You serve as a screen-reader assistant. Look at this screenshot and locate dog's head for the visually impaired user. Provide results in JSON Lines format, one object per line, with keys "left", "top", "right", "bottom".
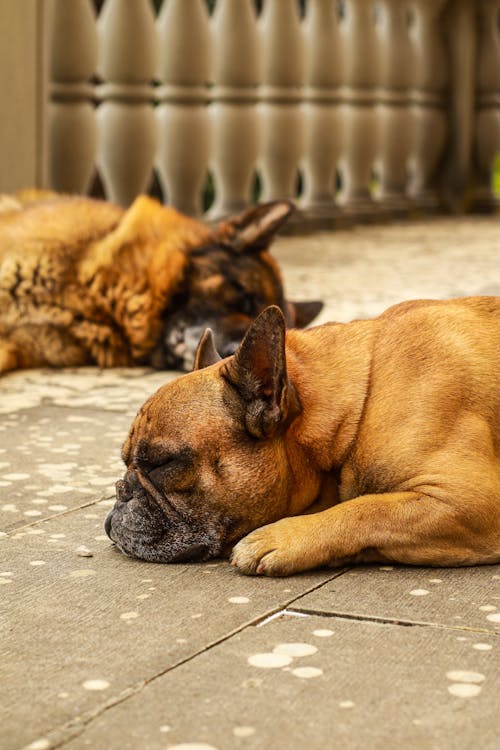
{"left": 106, "top": 306, "right": 319, "bottom": 563}
{"left": 149, "top": 201, "right": 322, "bottom": 370}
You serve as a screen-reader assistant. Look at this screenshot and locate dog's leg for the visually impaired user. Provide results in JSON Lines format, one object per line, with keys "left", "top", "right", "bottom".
{"left": 0, "top": 340, "right": 22, "bottom": 374}
{"left": 231, "top": 490, "right": 500, "bottom": 576}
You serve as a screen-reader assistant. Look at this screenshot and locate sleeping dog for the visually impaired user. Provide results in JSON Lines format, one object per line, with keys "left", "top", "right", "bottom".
{"left": 107, "top": 297, "right": 500, "bottom": 574}
{"left": 0, "top": 191, "right": 321, "bottom": 373}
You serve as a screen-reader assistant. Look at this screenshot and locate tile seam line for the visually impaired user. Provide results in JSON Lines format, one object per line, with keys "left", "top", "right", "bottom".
{"left": 18, "top": 571, "right": 346, "bottom": 750}
{"left": 2, "top": 495, "right": 117, "bottom": 536}
{"left": 287, "top": 606, "right": 500, "bottom": 635}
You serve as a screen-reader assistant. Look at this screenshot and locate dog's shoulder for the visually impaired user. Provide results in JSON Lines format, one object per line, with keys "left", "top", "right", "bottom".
{"left": 82, "top": 196, "right": 212, "bottom": 275}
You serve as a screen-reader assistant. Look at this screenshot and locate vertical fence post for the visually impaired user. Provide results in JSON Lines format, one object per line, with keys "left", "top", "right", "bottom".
{"left": 472, "top": 0, "right": 500, "bottom": 210}
{"left": 96, "top": 0, "right": 158, "bottom": 206}
{"left": 301, "top": 0, "right": 344, "bottom": 218}
{"left": 49, "top": 0, "right": 98, "bottom": 194}
{"left": 443, "top": 0, "right": 477, "bottom": 210}
{"left": 156, "top": 0, "right": 211, "bottom": 216}
{"left": 407, "top": 0, "right": 448, "bottom": 210}
{"left": 209, "top": 0, "right": 261, "bottom": 217}
{"left": 259, "top": 0, "right": 305, "bottom": 202}
{"left": 376, "top": 0, "right": 415, "bottom": 212}
{"left": 339, "top": 0, "right": 381, "bottom": 216}
{"left": 0, "top": 0, "right": 50, "bottom": 192}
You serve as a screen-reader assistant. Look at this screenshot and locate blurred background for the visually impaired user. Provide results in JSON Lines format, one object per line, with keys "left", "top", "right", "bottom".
{"left": 0, "top": 0, "right": 499, "bottom": 224}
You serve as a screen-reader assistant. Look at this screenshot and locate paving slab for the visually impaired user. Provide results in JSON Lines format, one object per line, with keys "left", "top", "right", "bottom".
{"left": 0, "top": 504, "right": 341, "bottom": 749}
{"left": 0, "top": 368, "right": 171, "bottom": 416}
{"left": 0, "top": 405, "right": 129, "bottom": 530}
{"left": 57, "top": 612, "right": 499, "bottom": 750}
{"left": 274, "top": 216, "right": 500, "bottom": 326}
{"left": 0, "top": 370, "right": 174, "bottom": 531}
{"left": 293, "top": 565, "right": 500, "bottom": 634}
{"left": 0, "top": 218, "right": 499, "bottom": 750}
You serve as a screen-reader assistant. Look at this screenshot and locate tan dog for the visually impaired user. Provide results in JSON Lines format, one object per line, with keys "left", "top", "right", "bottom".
{"left": 0, "top": 191, "right": 320, "bottom": 374}
{"left": 106, "top": 297, "right": 500, "bottom": 574}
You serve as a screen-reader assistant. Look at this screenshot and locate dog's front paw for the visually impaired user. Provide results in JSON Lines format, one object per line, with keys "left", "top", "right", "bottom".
{"left": 231, "top": 517, "right": 324, "bottom": 577}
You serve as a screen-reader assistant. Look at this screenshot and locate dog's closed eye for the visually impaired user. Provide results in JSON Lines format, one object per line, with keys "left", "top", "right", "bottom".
{"left": 133, "top": 440, "right": 194, "bottom": 473}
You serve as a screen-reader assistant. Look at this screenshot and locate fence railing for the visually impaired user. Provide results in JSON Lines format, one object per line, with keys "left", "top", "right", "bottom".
{"left": 11, "top": 0, "right": 500, "bottom": 220}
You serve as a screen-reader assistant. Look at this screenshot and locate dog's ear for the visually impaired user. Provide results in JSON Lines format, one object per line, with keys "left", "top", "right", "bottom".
{"left": 288, "top": 300, "right": 323, "bottom": 328}
{"left": 220, "top": 201, "right": 295, "bottom": 253}
{"left": 193, "top": 329, "right": 222, "bottom": 371}
{"left": 221, "top": 306, "right": 292, "bottom": 438}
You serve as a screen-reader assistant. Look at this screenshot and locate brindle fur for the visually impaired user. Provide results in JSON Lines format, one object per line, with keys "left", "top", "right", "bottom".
{"left": 0, "top": 191, "right": 321, "bottom": 373}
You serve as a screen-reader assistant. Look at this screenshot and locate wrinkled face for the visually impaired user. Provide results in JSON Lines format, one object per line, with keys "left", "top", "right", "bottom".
{"left": 105, "top": 367, "right": 292, "bottom": 563}
{"left": 150, "top": 246, "right": 291, "bottom": 371}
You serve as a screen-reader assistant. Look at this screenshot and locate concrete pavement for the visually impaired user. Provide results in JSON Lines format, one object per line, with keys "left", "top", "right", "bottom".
{"left": 1, "top": 216, "right": 499, "bottom": 750}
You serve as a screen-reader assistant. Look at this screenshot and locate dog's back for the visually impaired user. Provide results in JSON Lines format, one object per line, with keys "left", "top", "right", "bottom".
{"left": 375, "top": 296, "right": 500, "bottom": 419}
{"left": 0, "top": 193, "right": 123, "bottom": 264}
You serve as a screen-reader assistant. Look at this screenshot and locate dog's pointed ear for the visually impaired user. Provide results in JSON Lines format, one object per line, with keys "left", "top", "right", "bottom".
{"left": 193, "top": 329, "right": 222, "bottom": 371}
{"left": 219, "top": 201, "right": 295, "bottom": 253}
{"left": 288, "top": 300, "right": 324, "bottom": 328}
{"left": 221, "top": 306, "right": 291, "bottom": 438}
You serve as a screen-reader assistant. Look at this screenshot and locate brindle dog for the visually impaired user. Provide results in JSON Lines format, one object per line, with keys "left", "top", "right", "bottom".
{"left": 0, "top": 191, "right": 321, "bottom": 373}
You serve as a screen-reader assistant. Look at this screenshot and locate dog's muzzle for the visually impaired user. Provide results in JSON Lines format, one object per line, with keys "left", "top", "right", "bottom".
{"left": 104, "top": 468, "right": 226, "bottom": 563}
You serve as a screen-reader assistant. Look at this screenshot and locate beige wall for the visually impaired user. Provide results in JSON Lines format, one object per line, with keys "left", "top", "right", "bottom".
{"left": 0, "top": 0, "right": 49, "bottom": 192}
